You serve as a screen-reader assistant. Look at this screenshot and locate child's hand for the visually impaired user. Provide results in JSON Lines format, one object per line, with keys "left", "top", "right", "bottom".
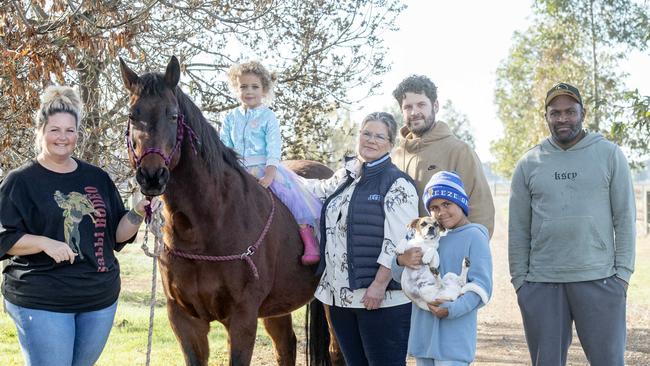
{"left": 259, "top": 175, "right": 274, "bottom": 188}
{"left": 398, "top": 247, "right": 423, "bottom": 269}
{"left": 427, "top": 299, "right": 449, "bottom": 318}
{"left": 259, "top": 165, "right": 277, "bottom": 188}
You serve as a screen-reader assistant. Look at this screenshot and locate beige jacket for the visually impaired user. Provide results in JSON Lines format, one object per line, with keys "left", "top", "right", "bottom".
{"left": 392, "top": 121, "right": 495, "bottom": 237}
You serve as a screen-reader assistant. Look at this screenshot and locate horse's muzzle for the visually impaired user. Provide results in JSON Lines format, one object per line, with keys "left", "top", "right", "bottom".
{"left": 136, "top": 166, "right": 169, "bottom": 196}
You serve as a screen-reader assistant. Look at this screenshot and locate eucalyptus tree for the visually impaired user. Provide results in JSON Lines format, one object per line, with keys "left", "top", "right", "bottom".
{"left": 491, "top": 0, "right": 649, "bottom": 177}
{"left": 440, "top": 100, "right": 475, "bottom": 149}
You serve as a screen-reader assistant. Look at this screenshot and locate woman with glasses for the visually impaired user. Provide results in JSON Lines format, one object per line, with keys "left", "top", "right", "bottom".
{"left": 304, "top": 111, "right": 418, "bottom": 365}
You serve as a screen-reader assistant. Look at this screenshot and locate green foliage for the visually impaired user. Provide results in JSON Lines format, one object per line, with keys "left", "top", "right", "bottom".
{"left": 491, "top": 0, "right": 650, "bottom": 178}
{"left": 322, "top": 108, "right": 357, "bottom": 167}
{"left": 440, "top": 100, "right": 476, "bottom": 149}
{"left": 0, "top": 245, "right": 308, "bottom": 365}
{"left": 536, "top": 0, "right": 649, "bottom": 51}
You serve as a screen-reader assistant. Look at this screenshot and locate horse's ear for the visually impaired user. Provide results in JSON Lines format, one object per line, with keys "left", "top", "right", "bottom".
{"left": 119, "top": 57, "right": 140, "bottom": 93}
{"left": 165, "top": 56, "right": 180, "bottom": 89}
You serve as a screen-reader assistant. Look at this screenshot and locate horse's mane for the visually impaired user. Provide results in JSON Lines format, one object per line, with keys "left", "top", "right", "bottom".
{"left": 135, "top": 73, "right": 247, "bottom": 181}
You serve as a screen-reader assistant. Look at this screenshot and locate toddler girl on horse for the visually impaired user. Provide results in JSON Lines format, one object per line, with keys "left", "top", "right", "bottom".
{"left": 220, "top": 60, "right": 321, "bottom": 265}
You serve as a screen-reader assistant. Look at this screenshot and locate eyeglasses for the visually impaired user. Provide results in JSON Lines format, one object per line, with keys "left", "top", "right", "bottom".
{"left": 359, "top": 130, "right": 389, "bottom": 143}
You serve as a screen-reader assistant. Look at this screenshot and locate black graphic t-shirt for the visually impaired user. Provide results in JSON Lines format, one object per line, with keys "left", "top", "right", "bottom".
{"left": 0, "top": 159, "right": 132, "bottom": 312}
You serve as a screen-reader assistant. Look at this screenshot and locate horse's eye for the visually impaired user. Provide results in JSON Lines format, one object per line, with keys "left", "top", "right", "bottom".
{"left": 170, "top": 114, "right": 178, "bottom": 121}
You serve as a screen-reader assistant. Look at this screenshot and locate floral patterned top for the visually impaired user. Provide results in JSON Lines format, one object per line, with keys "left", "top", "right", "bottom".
{"left": 304, "top": 159, "right": 418, "bottom": 308}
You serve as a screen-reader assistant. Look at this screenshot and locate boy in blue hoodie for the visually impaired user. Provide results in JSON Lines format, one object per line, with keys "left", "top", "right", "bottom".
{"left": 392, "top": 171, "right": 493, "bottom": 366}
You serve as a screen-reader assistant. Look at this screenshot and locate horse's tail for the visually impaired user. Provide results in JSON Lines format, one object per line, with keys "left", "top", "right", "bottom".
{"left": 306, "top": 299, "right": 331, "bottom": 366}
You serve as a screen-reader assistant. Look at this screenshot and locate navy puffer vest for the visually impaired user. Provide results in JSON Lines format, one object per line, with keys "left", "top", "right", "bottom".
{"left": 317, "top": 154, "right": 415, "bottom": 290}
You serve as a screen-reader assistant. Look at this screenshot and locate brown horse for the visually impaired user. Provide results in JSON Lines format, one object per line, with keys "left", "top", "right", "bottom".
{"left": 119, "top": 56, "right": 339, "bottom": 366}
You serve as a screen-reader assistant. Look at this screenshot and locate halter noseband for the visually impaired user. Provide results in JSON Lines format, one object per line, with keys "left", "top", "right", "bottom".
{"left": 126, "top": 114, "right": 199, "bottom": 167}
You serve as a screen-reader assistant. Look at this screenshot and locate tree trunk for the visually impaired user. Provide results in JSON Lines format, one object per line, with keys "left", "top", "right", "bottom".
{"left": 589, "top": 0, "right": 600, "bottom": 130}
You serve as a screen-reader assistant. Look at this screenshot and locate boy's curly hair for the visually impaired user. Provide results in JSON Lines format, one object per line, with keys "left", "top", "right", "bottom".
{"left": 227, "top": 61, "right": 277, "bottom": 102}
{"left": 392, "top": 75, "right": 438, "bottom": 107}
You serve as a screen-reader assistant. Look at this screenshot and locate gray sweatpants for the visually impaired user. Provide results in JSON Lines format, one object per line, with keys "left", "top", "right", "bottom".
{"left": 516, "top": 275, "right": 627, "bottom": 366}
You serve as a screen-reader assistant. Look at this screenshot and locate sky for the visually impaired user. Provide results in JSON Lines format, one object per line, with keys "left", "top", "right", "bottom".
{"left": 349, "top": 0, "right": 650, "bottom": 162}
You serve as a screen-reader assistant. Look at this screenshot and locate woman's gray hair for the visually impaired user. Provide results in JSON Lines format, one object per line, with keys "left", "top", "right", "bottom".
{"left": 361, "top": 112, "right": 398, "bottom": 144}
{"left": 34, "top": 85, "right": 83, "bottom": 152}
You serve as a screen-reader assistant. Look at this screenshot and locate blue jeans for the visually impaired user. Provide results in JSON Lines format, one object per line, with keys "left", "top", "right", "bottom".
{"left": 4, "top": 299, "right": 118, "bottom": 366}
{"left": 329, "top": 303, "right": 411, "bottom": 366}
{"left": 416, "top": 359, "right": 469, "bottom": 366}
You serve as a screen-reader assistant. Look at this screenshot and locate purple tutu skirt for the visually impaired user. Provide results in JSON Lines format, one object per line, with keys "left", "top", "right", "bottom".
{"left": 247, "top": 164, "right": 322, "bottom": 226}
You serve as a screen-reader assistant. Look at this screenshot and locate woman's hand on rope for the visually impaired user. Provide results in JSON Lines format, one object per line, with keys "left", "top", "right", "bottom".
{"left": 131, "top": 196, "right": 161, "bottom": 221}
{"left": 135, "top": 196, "right": 161, "bottom": 217}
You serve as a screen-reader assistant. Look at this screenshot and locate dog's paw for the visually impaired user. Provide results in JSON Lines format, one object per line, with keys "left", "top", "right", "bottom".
{"left": 463, "top": 256, "right": 471, "bottom": 267}
{"left": 422, "top": 250, "right": 433, "bottom": 264}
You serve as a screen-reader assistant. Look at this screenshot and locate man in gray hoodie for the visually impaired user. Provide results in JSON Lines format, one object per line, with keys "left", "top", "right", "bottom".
{"left": 508, "top": 82, "right": 635, "bottom": 366}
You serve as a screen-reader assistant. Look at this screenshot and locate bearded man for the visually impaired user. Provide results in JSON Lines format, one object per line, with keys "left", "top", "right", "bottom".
{"left": 508, "top": 82, "right": 635, "bottom": 366}
{"left": 392, "top": 75, "right": 494, "bottom": 237}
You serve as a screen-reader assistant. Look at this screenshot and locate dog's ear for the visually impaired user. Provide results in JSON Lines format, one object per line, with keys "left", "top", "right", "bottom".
{"left": 434, "top": 220, "right": 447, "bottom": 233}
{"left": 408, "top": 218, "right": 420, "bottom": 230}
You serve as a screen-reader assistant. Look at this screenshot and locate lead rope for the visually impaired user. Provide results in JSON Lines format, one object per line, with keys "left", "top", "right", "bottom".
{"left": 140, "top": 200, "right": 164, "bottom": 366}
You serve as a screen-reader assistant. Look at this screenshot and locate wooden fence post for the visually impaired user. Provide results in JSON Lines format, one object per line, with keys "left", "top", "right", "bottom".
{"left": 641, "top": 184, "right": 650, "bottom": 235}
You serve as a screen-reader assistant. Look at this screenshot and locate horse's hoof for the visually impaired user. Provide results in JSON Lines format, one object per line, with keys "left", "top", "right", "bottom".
{"left": 301, "top": 254, "right": 320, "bottom": 265}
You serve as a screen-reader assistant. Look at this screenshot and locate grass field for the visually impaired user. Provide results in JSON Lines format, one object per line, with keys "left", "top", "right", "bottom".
{"left": 1, "top": 194, "right": 649, "bottom": 365}
{"left": 0, "top": 244, "right": 306, "bottom": 366}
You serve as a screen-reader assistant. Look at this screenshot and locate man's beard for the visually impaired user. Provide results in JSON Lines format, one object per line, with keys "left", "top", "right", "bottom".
{"left": 550, "top": 118, "right": 584, "bottom": 145}
{"left": 408, "top": 113, "right": 436, "bottom": 136}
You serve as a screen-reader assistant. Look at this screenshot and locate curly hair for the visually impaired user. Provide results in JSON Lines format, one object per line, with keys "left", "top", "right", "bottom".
{"left": 227, "top": 61, "right": 277, "bottom": 102}
{"left": 392, "top": 75, "right": 438, "bottom": 107}
{"left": 34, "top": 85, "right": 83, "bottom": 152}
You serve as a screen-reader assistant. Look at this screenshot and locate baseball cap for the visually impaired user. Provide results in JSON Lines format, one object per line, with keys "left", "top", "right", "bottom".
{"left": 545, "top": 82, "right": 583, "bottom": 108}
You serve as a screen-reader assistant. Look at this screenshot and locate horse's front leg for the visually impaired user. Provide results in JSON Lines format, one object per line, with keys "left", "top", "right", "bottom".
{"left": 167, "top": 299, "right": 211, "bottom": 366}
{"left": 224, "top": 308, "right": 258, "bottom": 366}
{"left": 324, "top": 305, "right": 346, "bottom": 366}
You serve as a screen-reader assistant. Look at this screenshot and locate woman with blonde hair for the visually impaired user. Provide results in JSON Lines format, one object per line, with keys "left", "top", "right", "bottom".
{"left": 0, "top": 85, "right": 149, "bottom": 366}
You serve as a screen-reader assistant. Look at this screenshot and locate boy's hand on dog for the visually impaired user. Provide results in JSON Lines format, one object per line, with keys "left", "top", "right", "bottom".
{"left": 427, "top": 299, "right": 449, "bottom": 318}
{"left": 398, "top": 247, "right": 423, "bottom": 269}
